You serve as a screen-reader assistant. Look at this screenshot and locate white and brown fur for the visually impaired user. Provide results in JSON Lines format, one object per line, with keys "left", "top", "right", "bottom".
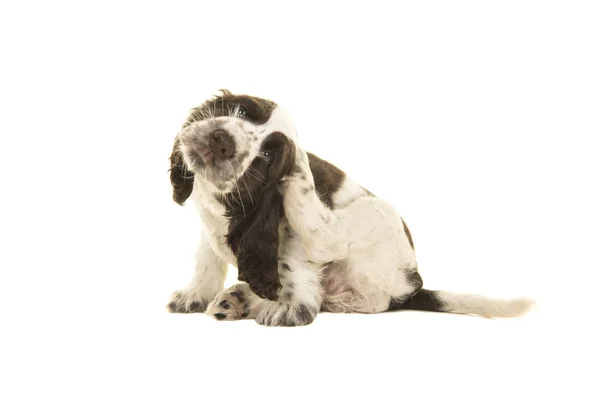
{"left": 167, "top": 90, "right": 533, "bottom": 327}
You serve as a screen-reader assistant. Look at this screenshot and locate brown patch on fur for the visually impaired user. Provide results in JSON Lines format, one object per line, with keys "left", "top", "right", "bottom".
{"left": 169, "top": 137, "right": 194, "bottom": 205}
{"left": 307, "top": 153, "right": 346, "bottom": 208}
{"left": 401, "top": 218, "right": 414, "bottom": 249}
{"left": 184, "top": 89, "right": 276, "bottom": 127}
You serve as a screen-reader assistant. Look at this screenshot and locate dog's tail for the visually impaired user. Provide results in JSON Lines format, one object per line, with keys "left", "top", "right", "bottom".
{"left": 389, "top": 289, "right": 534, "bottom": 318}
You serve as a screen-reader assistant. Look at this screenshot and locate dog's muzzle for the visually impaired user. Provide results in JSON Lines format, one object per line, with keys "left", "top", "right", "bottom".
{"left": 202, "top": 129, "right": 235, "bottom": 164}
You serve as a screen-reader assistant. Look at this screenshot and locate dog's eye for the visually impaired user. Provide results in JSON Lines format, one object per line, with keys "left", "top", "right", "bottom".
{"left": 259, "top": 150, "right": 274, "bottom": 164}
{"left": 237, "top": 106, "right": 247, "bottom": 117}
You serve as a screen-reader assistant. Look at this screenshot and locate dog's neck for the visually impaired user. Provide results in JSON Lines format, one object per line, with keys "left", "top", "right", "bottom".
{"left": 191, "top": 175, "right": 228, "bottom": 218}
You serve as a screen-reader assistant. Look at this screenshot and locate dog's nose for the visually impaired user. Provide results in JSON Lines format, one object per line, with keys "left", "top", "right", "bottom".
{"left": 210, "top": 130, "right": 235, "bottom": 159}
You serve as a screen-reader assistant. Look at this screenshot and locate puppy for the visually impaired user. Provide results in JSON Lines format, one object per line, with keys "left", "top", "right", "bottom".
{"left": 167, "top": 90, "right": 533, "bottom": 326}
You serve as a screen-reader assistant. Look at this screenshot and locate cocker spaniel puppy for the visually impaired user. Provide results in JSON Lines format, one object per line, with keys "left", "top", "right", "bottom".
{"left": 167, "top": 90, "right": 532, "bottom": 327}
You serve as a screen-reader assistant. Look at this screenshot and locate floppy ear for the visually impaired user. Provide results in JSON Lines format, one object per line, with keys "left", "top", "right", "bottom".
{"left": 169, "top": 137, "right": 194, "bottom": 205}
{"left": 227, "top": 186, "right": 285, "bottom": 300}
{"left": 225, "top": 133, "right": 296, "bottom": 300}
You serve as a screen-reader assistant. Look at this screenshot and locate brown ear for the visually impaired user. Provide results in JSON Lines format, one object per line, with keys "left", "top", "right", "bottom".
{"left": 227, "top": 185, "right": 285, "bottom": 300}
{"left": 224, "top": 133, "right": 297, "bottom": 300}
{"left": 169, "top": 137, "right": 194, "bottom": 205}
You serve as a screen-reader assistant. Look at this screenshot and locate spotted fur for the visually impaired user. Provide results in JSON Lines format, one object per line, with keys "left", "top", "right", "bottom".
{"left": 167, "top": 90, "right": 533, "bottom": 326}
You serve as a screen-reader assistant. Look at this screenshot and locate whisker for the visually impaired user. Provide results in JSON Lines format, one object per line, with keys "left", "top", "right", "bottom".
{"left": 245, "top": 170, "right": 266, "bottom": 184}
{"left": 230, "top": 190, "right": 241, "bottom": 205}
{"left": 224, "top": 193, "right": 233, "bottom": 211}
{"left": 248, "top": 166, "right": 265, "bottom": 179}
{"left": 242, "top": 177, "right": 254, "bottom": 207}
{"left": 236, "top": 185, "right": 246, "bottom": 217}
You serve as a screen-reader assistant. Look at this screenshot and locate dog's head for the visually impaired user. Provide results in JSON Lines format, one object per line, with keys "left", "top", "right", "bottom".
{"left": 169, "top": 90, "right": 298, "bottom": 299}
{"left": 170, "top": 89, "right": 297, "bottom": 203}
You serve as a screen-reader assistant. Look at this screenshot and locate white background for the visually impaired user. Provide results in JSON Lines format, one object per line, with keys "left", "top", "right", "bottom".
{"left": 1, "top": 1, "right": 598, "bottom": 399}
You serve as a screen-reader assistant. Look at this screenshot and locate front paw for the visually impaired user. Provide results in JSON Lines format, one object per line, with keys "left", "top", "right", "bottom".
{"left": 206, "top": 284, "right": 255, "bottom": 321}
{"left": 256, "top": 303, "right": 318, "bottom": 327}
{"left": 238, "top": 270, "right": 281, "bottom": 301}
{"left": 166, "top": 289, "right": 210, "bottom": 313}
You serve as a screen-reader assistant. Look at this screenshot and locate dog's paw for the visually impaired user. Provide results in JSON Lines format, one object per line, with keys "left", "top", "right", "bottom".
{"left": 166, "top": 289, "right": 210, "bottom": 313}
{"left": 255, "top": 302, "right": 318, "bottom": 327}
{"left": 206, "top": 284, "right": 256, "bottom": 321}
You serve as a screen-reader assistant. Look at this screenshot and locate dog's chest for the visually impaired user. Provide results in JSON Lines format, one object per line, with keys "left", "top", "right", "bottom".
{"left": 202, "top": 209, "right": 238, "bottom": 265}
{"left": 193, "top": 190, "right": 238, "bottom": 266}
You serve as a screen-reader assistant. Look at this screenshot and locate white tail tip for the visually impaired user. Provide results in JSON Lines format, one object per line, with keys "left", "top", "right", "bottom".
{"left": 439, "top": 292, "right": 536, "bottom": 318}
